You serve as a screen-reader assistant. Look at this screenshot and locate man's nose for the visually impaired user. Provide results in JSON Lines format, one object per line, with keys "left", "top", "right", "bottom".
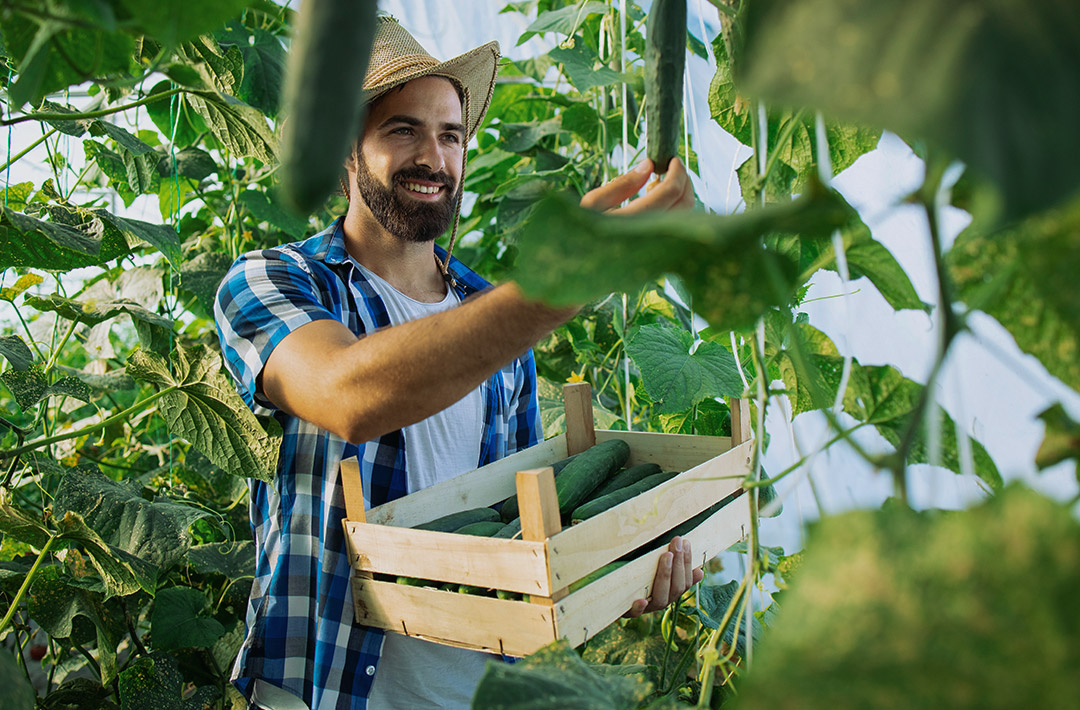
{"left": 413, "top": 134, "right": 445, "bottom": 172}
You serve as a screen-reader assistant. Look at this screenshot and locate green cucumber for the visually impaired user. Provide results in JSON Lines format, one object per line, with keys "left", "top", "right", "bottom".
{"left": 555, "top": 439, "right": 631, "bottom": 516}
{"left": 494, "top": 517, "right": 522, "bottom": 539}
{"left": 571, "top": 470, "right": 680, "bottom": 523}
{"left": 568, "top": 562, "right": 627, "bottom": 594}
{"left": 414, "top": 507, "right": 500, "bottom": 532}
{"left": 500, "top": 453, "right": 580, "bottom": 522}
{"left": 395, "top": 576, "right": 430, "bottom": 587}
{"left": 590, "top": 463, "right": 664, "bottom": 500}
{"left": 496, "top": 589, "right": 523, "bottom": 601}
{"left": 453, "top": 520, "right": 506, "bottom": 537}
{"left": 279, "top": 0, "right": 377, "bottom": 212}
{"left": 645, "top": 0, "right": 687, "bottom": 174}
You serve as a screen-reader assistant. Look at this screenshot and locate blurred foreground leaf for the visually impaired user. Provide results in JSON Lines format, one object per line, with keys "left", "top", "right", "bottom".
{"left": 735, "top": 485, "right": 1080, "bottom": 708}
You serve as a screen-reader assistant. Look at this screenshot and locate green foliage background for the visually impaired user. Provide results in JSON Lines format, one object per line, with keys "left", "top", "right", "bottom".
{"left": 0, "top": 1, "right": 1077, "bottom": 708}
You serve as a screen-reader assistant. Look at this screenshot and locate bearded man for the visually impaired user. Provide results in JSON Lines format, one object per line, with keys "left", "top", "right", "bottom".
{"left": 215, "top": 16, "right": 698, "bottom": 710}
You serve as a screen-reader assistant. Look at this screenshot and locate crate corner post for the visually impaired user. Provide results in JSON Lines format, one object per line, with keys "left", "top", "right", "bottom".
{"left": 728, "top": 397, "right": 751, "bottom": 446}
{"left": 563, "top": 381, "right": 596, "bottom": 456}
{"left": 340, "top": 456, "right": 366, "bottom": 523}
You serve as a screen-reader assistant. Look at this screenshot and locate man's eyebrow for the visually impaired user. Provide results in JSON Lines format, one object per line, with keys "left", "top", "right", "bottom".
{"left": 380, "top": 115, "right": 465, "bottom": 135}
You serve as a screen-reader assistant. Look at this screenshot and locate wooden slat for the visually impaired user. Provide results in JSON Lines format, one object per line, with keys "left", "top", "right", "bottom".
{"left": 555, "top": 496, "right": 751, "bottom": 648}
{"left": 365, "top": 434, "right": 568, "bottom": 527}
{"left": 344, "top": 523, "right": 549, "bottom": 595}
{"left": 594, "top": 430, "right": 731, "bottom": 471}
{"left": 729, "top": 398, "right": 752, "bottom": 445}
{"left": 352, "top": 578, "right": 557, "bottom": 657}
{"left": 517, "top": 468, "right": 561, "bottom": 543}
{"left": 563, "top": 382, "right": 596, "bottom": 456}
{"left": 548, "top": 440, "right": 753, "bottom": 589}
{"left": 339, "top": 457, "right": 366, "bottom": 523}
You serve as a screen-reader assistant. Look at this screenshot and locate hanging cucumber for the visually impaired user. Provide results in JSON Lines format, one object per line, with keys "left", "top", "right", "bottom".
{"left": 279, "top": 0, "right": 377, "bottom": 213}
{"left": 645, "top": 0, "right": 687, "bottom": 175}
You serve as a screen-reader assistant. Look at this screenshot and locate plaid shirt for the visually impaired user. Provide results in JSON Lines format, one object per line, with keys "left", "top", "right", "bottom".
{"left": 214, "top": 218, "right": 540, "bottom": 709}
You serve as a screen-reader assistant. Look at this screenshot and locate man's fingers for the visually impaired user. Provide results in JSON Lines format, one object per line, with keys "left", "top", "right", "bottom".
{"left": 617, "top": 158, "right": 692, "bottom": 215}
{"left": 622, "top": 598, "right": 649, "bottom": 619}
{"left": 669, "top": 539, "right": 687, "bottom": 601}
{"left": 580, "top": 159, "right": 653, "bottom": 211}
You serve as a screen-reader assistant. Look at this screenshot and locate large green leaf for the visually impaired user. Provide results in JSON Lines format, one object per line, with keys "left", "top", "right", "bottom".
{"left": 126, "top": 344, "right": 282, "bottom": 481}
{"left": 735, "top": 486, "right": 1080, "bottom": 708}
{"left": 738, "top": 0, "right": 1080, "bottom": 221}
{"left": 0, "top": 7, "right": 135, "bottom": 108}
{"left": 472, "top": 639, "right": 653, "bottom": 709}
{"left": 549, "top": 44, "right": 626, "bottom": 93}
{"left": 240, "top": 190, "right": 309, "bottom": 239}
{"left": 27, "top": 566, "right": 122, "bottom": 663}
{"left": 118, "top": 0, "right": 251, "bottom": 47}
{"left": 513, "top": 183, "right": 853, "bottom": 331}
{"left": 118, "top": 653, "right": 218, "bottom": 710}
{"left": 150, "top": 586, "right": 226, "bottom": 650}
{"left": 216, "top": 21, "right": 287, "bottom": 116}
{"left": 517, "top": 2, "right": 609, "bottom": 45}
{"left": 0, "top": 366, "right": 91, "bottom": 409}
{"left": 0, "top": 651, "right": 35, "bottom": 710}
{"left": 0, "top": 492, "right": 53, "bottom": 549}
{"left": 53, "top": 510, "right": 157, "bottom": 597}
{"left": 186, "top": 541, "right": 255, "bottom": 578}
{"left": 627, "top": 324, "right": 743, "bottom": 413}
{"left": 186, "top": 90, "right": 277, "bottom": 164}
{"left": 947, "top": 194, "right": 1080, "bottom": 392}
{"left": 0, "top": 335, "right": 34, "bottom": 371}
{"left": 0, "top": 206, "right": 104, "bottom": 271}
{"left": 179, "top": 251, "right": 234, "bottom": 314}
{"left": 24, "top": 294, "right": 173, "bottom": 354}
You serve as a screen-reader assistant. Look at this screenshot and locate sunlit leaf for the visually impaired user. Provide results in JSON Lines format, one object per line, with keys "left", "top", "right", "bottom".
{"left": 0, "top": 206, "right": 105, "bottom": 271}
{"left": 627, "top": 324, "right": 743, "bottom": 413}
{"left": 738, "top": 0, "right": 1080, "bottom": 220}
{"left": 186, "top": 90, "right": 278, "bottom": 164}
{"left": 736, "top": 486, "right": 1080, "bottom": 708}
{"left": 216, "top": 21, "right": 287, "bottom": 116}
{"left": 948, "top": 194, "right": 1080, "bottom": 392}
{"left": 126, "top": 344, "right": 282, "bottom": 481}
{"left": 150, "top": 586, "right": 226, "bottom": 650}
{"left": 24, "top": 294, "right": 173, "bottom": 354}
{"left": 550, "top": 44, "right": 626, "bottom": 92}
{"left": 517, "top": 2, "right": 609, "bottom": 45}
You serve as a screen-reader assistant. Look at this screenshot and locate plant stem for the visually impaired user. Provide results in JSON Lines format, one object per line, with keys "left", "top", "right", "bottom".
{"left": 0, "top": 534, "right": 57, "bottom": 636}
{"left": 0, "top": 128, "right": 59, "bottom": 173}
{"left": 43, "top": 318, "right": 79, "bottom": 375}
{"left": 0, "top": 88, "right": 186, "bottom": 127}
{"left": 753, "top": 109, "right": 806, "bottom": 195}
{"left": 0, "top": 385, "right": 178, "bottom": 459}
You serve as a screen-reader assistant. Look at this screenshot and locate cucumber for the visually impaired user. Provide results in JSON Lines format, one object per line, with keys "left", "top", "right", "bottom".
{"left": 568, "top": 561, "right": 627, "bottom": 594}
{"left": 555, "top": 439, "right": 631, "bottom": 516}
{"left": 500, "top": 453, "right": 580, "bottom": 522}
{"left": 645, "top": 0, "right": 687, "bottom": 174}
{"left": 453, "top": 520, "right": 506, "bottom": 537}
{"left": 571, "top": 470, "right": 680, "bottom": 523}
{"left": 590, "top": 463, "right": 664, "bottom": 500}
{"left": 395, "top": 576, "right": 431, "bottom": 587}
{"left": 494, "top": 517, "right": 522, "bottom": 539}
{"left": 414, "top": 507, "right": 500, "bottom": 532}
{"left": 496, "top": 589, "right": 523, "bottom": 601}
{"left": 279, "top": 0, "right": 377, "bottom": 212}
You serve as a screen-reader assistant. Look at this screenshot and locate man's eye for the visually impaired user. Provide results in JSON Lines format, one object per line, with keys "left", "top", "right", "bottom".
{"left": 393, "top": 127, "right": 413, "bottom": 135}
{"left": 443, "top": 134, "right": 461, "bottom": 144}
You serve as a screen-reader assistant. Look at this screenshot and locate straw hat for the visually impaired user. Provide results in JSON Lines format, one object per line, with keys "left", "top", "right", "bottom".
{"left": 362, "top": 15, "right": 500, "bottom": 141}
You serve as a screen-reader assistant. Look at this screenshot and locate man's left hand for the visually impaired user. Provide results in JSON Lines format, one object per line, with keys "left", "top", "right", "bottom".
{"left": 624, "top": 536, "right": 704, "bottom": 617}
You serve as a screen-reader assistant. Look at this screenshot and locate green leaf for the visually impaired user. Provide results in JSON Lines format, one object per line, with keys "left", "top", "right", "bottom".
{"left": 119, "top": 0, "right": 251, "bottom": 47}
{"left": 627, "top": 325, "right": 743, "bottom": 414}
{"left": 0, "top": 334, "right": 34, "bottom": 370}
{"left": 179, "top": 251, "right": 234, "bottom": 314}
{"left": 39, "top": 100, "right": 95, "bottom": 137}
{"left": 0, "top": 272, "right": 44, "bottom": 302}
{"left": 1034, "top": 404, "right": 1080, "bottom": 485}
{"left": 513, "top": 184, "right": 852, "bottom": 331}
{"left": 216, "top": 22, "right": 287, "bottom": 116}
{"left": 53, "top": 472, "right": 211, "bottom": 596}
{"left": 127, "top": 344, "right": 282, "bottom": 482}
{"left": 27, "top": 566, "right": 115, "bottom": 641}
{"left": 499, "top": 118, "right": 564, "bottom": 153}
{"left": 24, "top": 294, "right": 173, "bottom": 354}
{"left": 240, "top": 190, "right": 309, "bottom": 239}
{"left": 145, "top": 80, "right": 209, "bottom": 148}
{"left": 186, "top": 541, "right": 255, "bottom": 578}
{"left": 53, "top": 510, "right": 157, "bottom": 598}
{"left": 517, "top": 2, "right": 609, "bottom": 45}
{"left": 186, "top": 90, "right": 278, "bottom": 164}
{"left": 1, "top": 365, "right": 47, "bottom": 409}
{"left": 947, "top": 194, "right": 1080, "bottom": 392}
{"left": 549, "top": 44, "right": 626, "bottom": 92}
{"left": 0, "top": 493, "right": 53, "bottom": 549}
{"left": 0, "top": 205, "right": 105, "bottom": 271}
{"left": 155, "top": 147, "right": 217, "bottom": 181}
{"left": 738, "top": 0, "right": 1080, "bottom": 221}
{"left": 0, "top": 651, "right": 35, "bottom": 710}
{"left": 178, "top": 35, "right": 245, "bottom": 94}
{"left": 580, "top": 620, "right": 668, "bottom": 689}
{"left": 118, "top": 653, "right": 218, "bottom": 710}
{"left": 56, "top": 365, "right": 136, "bottom": 393}
{"left": 150, "top": 586, "right": 226, "bottom": 650}
{"left": 473, "top": 639, "right": 653, "bottom": 709}
{"left": 736, "top": 486, "right": 1080, "bottom": 708}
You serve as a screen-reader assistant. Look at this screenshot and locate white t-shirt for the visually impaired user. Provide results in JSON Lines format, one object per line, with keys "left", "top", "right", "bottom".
{"left": 355, "top": 261, "right": 495, "bottom": 710}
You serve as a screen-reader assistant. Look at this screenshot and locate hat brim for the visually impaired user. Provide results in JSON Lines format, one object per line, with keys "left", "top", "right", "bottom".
{"left": 361, "top": 41, "right": 500, "bottom": 141}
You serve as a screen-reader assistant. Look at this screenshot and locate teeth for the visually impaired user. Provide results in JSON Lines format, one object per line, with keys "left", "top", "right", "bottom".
{"left": 403, "top": 182, "right": 441, "bottom": 194}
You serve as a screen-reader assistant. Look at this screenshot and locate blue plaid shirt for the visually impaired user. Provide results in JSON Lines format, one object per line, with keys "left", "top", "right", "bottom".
{"left": 214, "top": 218, "right": 540, "bottom": 709}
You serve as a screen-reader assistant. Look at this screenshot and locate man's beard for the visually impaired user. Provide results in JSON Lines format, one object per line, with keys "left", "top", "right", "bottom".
{"left": 355, "top": 155, "right": 458, "bottom": 243}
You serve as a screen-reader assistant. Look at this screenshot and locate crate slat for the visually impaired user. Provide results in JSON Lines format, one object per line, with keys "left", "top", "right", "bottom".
{"left": 344, "top": 523, "right": 549, "bottom": 594}
{"left": 595, "top": 430, "right": 732, "bottom": 471}
{"left": 352, "top": 578, "right": 557, "bottom": 657}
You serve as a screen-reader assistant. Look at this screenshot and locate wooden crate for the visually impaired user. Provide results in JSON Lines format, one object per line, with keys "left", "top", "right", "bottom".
{"left": 341, "top": 383, "right": 754, "bottom": 657}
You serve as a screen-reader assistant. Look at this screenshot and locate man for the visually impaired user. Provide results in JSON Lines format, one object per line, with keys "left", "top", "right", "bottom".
{"left": 215, "top": 17, "right": 699, "bottom": 710}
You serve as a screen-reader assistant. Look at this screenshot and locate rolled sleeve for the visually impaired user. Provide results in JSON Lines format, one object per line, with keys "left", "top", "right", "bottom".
{"left": 214, "top": 249, "right": 340, "bottom": 411}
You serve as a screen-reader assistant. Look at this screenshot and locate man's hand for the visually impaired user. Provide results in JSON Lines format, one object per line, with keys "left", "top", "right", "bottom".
{"left": 580, "top": 157, "right": 695, "bottom": 214}
{"left": 624, "top": 536, "right": 705, "bottom": 617}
